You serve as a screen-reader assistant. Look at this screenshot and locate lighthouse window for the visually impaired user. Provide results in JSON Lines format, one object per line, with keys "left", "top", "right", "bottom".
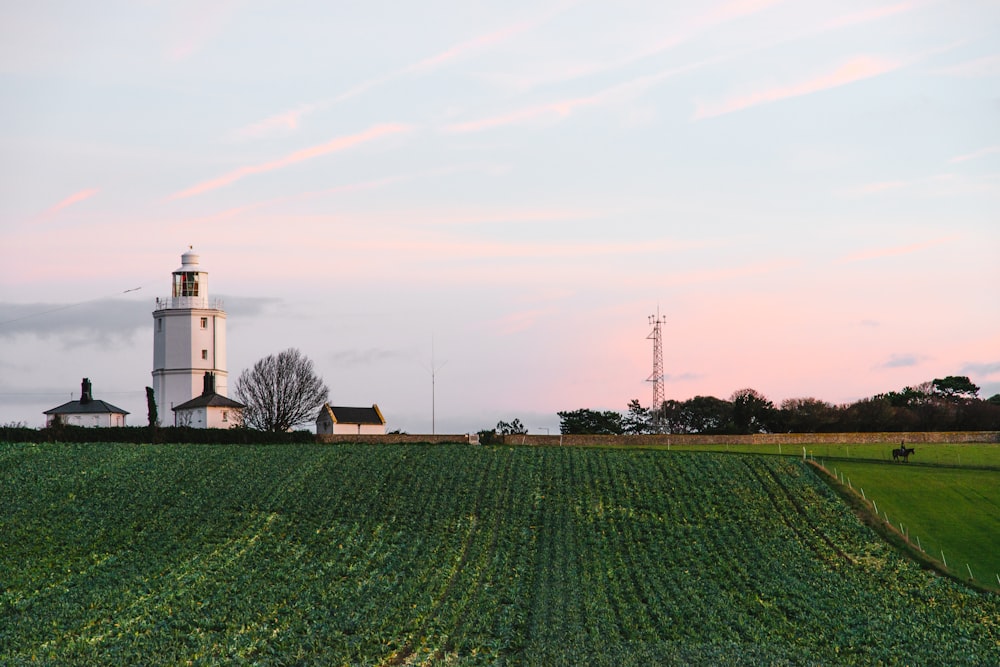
{"left": 157, "top": 318, "right": 163, "bottom": 332}
{"left": 173, "top": 272, "right": 200, "bottom": 297}
{"left": 200, "top": 317, "right": 208, "bottom": 329}
{"left": 201, "top": 349, "right": 208, "bottom": 360}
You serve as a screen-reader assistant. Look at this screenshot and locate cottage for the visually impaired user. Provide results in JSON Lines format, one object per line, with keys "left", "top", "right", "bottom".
{"left": 172, "top": 372, "right": 245, "bottom": 428}
{"left": 316, "top": 403, "right": 386, "bottom": 435}
{"left": 44, "top": 378, "right": 129, "bottom": 427}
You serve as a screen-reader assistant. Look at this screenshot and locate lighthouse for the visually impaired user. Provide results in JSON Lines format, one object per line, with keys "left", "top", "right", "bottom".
{"left": 151, "top": 248, "right": 228, "bottom": 422}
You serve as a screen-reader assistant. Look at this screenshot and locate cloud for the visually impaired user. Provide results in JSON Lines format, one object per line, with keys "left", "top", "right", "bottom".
{"left": 38, "top": 188, "right": 99, "bottom": 219}
{"left": 821, "top": 2, "right": 917, "bottom": 31}
{"left": 168, "top": 123, "right": 412, "bottom": 199}
{"left": 848, "top": 180, "right": 908, "bottom": 195}
{"left": 230, "top": 105, "right": 320, "bottom": 141}
{"left": 931, "top": 53, "right": 1000, "bottom": 78}
{"left": 694, "top": 56, "right": 904, "bottom": 119}
{"left": 960, "top": 361, "right": 1000, "bottom": 377}
{"left": 948, "top": 145, "right": 1000, "bottom": 164}
{"left": 447, "top": 57, "right": 719, "bottom": 133}
{"left": 836, "top": 236, "right": 957, "bottom": 264}
{"left": 879, "top": 353, "right": 923, "bottom": 369}
{"left": 0, "top": 299, "right": 146, "bottom": 344}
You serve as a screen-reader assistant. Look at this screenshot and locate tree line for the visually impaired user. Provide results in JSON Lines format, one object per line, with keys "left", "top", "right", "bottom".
{"left": 555, "top": 376, "right": 1000, "bottom": 435}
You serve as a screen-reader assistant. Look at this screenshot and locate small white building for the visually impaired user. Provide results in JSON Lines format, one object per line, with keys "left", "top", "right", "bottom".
{"left": 44, "top": 378, "right": 128, "bottom": 427}
{"left": 316, "top": 403, "right": 386, "bottom": 435}
{"left": 172, "top": 372, "right": 244, "bottom": 428}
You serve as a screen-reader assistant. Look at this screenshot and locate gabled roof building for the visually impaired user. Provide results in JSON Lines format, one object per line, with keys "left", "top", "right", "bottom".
{"left": 316, "top": 403, "right": 386, "bottom": 435}
{"left": 44, "top": 378, "right": 129, "bottom": 427}
{"left": 172, "top": 372, "right": 244, "bottom": 429}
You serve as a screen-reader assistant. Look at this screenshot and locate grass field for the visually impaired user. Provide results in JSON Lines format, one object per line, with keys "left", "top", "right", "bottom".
{"left": 2, "top": 442, "right": 998, "bottom": 665}
{"left": 659, "top": 441, "right": 1000, "bottom": 468}
{"left": 821, "top": 460, "right": 1000, "bottom": 588}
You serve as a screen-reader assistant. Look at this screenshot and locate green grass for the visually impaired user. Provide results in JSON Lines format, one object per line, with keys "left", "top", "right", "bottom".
{"left": 823, "top": 460, "right": 1000, "bottom": 587}
{"left": 1, "top": 442, "right": 998, "bottom": 665}
{"left": 660, "top": 442, "right": 1000, "bottom": 468}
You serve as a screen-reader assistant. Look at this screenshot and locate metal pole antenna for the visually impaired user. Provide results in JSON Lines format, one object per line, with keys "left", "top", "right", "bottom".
{"left": 647, "top": 310, "right": 666, "bottom": 430}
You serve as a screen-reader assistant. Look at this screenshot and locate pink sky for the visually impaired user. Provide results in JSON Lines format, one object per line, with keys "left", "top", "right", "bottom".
{"left": 1, "top": 1, "right": 998, "bottom": 432}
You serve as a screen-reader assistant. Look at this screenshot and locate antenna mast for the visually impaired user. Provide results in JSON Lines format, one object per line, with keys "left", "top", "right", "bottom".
{"left": 647, "top": 310, "right": 666, "bottom": 430}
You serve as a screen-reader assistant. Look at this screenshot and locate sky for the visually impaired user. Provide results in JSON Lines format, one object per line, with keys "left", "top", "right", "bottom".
{"left": 1, "top": 0, "right": 998, "bottom": 434}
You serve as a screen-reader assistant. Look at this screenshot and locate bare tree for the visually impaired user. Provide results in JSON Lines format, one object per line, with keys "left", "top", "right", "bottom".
{"left": 235, "top": 348, "right": 330, "bottom": 432}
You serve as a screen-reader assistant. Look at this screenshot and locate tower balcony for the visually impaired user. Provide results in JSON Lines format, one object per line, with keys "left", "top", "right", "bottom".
{"left": 155, "top": 296, "right": 225, "bottom": 311}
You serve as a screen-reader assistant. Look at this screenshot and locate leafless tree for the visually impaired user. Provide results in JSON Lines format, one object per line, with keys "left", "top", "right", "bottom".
{"left": 234, "top": 348, "right": 329, "bottom": 432}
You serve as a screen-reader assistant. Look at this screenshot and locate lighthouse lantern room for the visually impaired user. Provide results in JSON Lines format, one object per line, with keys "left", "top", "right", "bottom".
{"left": 152, "top": 248, "right": 228, "bottom": 421}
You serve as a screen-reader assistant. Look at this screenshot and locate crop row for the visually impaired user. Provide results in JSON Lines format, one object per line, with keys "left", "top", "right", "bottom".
{"left": 1, "top": 442, "right": 998, "bottom": 665}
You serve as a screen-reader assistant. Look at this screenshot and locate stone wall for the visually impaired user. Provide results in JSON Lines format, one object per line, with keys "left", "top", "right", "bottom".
{"left": 314, "top": 431, "right": 999, "bottom": 446}
{"left": 497, "top": 431, "right": 1000, "bottom": 447}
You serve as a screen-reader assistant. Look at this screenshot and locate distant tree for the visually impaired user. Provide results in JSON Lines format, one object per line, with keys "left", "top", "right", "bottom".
{"left": 235, "top": 348, "right": 329, "bottom": 432}
{"left": 660, "top": 396, "right": 733, "bottom": 434}
{"left": 779, "top": 397, "right": 838, "bottom": 433}
{"left": 495, "top": 418, "right": 527, "bottom": 435}
{"left": 557, "top": 409, "right": 623, "bottom": 435}
{"left": 622, "top": 399, "right": 653, "bottom": 434}
{"left": 145, "top": 386, "right": 159, "bottom": 428}
{"left": 730, "top": 388, "right": 776, "bottom": 434}
{"left": 931, "top": 376, "right": 980, "bottom": 400}
{"left": 988, "top": 394, "right": 1000, "bottom": 406}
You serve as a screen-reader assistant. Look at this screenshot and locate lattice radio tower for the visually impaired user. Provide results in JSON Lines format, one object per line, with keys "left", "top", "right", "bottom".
{"left": 646, "top": 310, "right": 666, "bottom": 429}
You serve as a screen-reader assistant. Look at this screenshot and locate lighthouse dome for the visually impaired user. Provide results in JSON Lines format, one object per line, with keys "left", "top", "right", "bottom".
{"left": 176, "top": 247, "right": 201, "bottom": 273}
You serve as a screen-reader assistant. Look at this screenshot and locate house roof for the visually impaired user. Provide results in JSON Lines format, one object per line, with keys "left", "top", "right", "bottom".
{"left": 172, "top": 393, "right": 245, "bottom": 411}
{"left": 317, "top": 403, "right": 385, "bottom": 425}
{"left": 45, "top": 399, "right": 129, "bottom": 416}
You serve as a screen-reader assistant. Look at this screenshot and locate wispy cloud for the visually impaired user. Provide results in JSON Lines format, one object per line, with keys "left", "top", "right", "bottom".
{"left": 960, "top": 361, "right": 1000, "bottom": 377}
{"left": 848, "top": 180, "right": 908, "bottom": 195}
{"left": 694, "top": 56, "right": 903, "bottom": 119}
{"left": 168, "top": 123, "right": 412, "bottom": 200}
{"left": 837, "top": 236, "right": 957, "bottom": 264}
{"left": 879, "top": 353, "right": 924, "bottom": 369}
{"left": 931, "top": 53, "right": 1000, "bottom": 78}
{"left": 447, "top": 57, "right": 719, "bottom": 133}
{"left": 949, "top": 145, "right": 1000, "bottom": 164}
{"left": 38, "top": 188, "right": 99, "bottom": 220}
{"left": 230, "top": 104, "right": 319, "bottom": 141}
{"left": 335, "top": 3, "right": 572, "bottom": 104}
{"left": 821, "top": 2, "right": 917, "bottom": 31}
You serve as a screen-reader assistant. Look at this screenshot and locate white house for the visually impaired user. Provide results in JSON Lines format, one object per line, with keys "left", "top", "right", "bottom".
{"left": 316, "top": 403, "right": 386, "bottom": 435}
{"left": 172, "top": 372, "right": 245, "bottom": 428}
{"left": 44, "top": 378, "right": 128, "bottom": 427}
{"left": 152, "top": 247, "right": 229, "bottom": 420}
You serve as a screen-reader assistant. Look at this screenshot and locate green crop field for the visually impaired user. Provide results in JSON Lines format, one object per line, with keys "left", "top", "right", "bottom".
{"left": 2, "top": 442, "right": 998, "bottom": 665}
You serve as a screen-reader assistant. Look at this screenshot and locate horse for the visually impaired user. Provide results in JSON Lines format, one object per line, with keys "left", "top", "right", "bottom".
{"left": 892, "top": 446, "right": 915, "bottom": 462}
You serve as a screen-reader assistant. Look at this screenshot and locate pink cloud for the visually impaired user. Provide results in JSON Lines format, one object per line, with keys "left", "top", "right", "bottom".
{"left": 821, "top": 2, "right": 916, "bottom": 31}
{"left": 694, "top": 56, "right": 904, "bottom": 119}
{"left": 836, "top": 236, "right": 958, "bottom": 264}
{"left": 168, "top": 123, "right": 412, "bottom": 200}
{"left": 38, "top": 188, "right": 99, "bottom": 219}
{"left": 447, "top": 58, "right": 718, "bottom": 133}
{"left": 949, "top": 145, "right": 1000, "bottom": 163}
{"left": 230, "top": 105, "right": 319, "bottom": 141}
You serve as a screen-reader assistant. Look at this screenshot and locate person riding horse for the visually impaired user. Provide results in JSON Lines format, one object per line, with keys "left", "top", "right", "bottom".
{"left": 892, "top": 441, "right": 915, "bottom": 462}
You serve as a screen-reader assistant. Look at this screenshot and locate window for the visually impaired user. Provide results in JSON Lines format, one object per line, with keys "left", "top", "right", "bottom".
{"left": 157, "top": 318, "right": 163, "bottom": 332}
{"left": 201, "top": 349, "right": 208, "bottom": 360}
{"left": 200, "top": 317, "right": 208, "bottom": 329}
{"left": 222, "top": 411, "right": 228, "bottom": 422}
{"left": 172, "top": 271, "right": 200, "bottom": 297}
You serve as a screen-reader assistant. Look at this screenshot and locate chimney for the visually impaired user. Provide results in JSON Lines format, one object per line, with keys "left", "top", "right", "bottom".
{"left": 202, "top": 372, "right": 216, "bottom": 396}
{"left": 80, "top": 378, "right": 93, "bottom": 404}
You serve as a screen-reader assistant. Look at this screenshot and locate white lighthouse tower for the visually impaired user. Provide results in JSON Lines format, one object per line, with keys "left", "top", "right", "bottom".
{"left": 151, "top": 247, "right": 228, "bottom": 422}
